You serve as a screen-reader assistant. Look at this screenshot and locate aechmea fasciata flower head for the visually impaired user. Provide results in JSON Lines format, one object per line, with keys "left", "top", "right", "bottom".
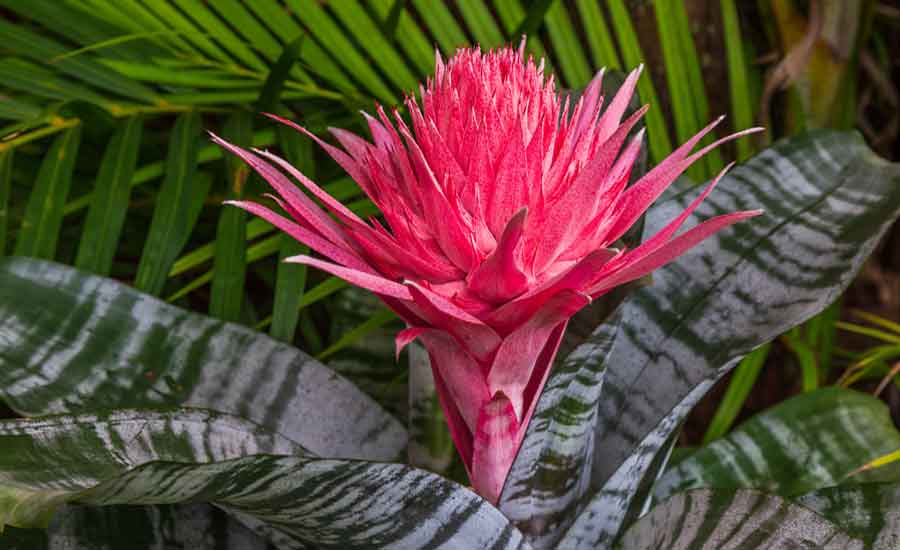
{"left": 211, "top": 41, "right": 761, "bottom": 504}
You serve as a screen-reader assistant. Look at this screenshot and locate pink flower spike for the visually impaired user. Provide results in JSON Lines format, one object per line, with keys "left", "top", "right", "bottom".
{"left": 468, "top": 208, "right": 530, "bottom": 303}
{"left": 395, "top": 327, "right": 426, "bottom": 360}
{"left": 215, "top": 41, "right": 761, "bottom": 504}
{"left": 284, "top": 254, "right": 413, "bottom": 301}
{"left": 471, "top": 392, "right": 519, "bottom": 505}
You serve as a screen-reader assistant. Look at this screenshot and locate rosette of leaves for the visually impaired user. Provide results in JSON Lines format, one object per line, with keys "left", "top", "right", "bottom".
{"left": 1, "top": 127, "right": 899, "bottom": 550}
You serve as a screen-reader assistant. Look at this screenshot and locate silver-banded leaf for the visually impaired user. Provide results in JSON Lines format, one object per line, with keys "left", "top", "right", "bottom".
{"left": 797, "top": 483, "right": 900, "bottom": 548}
{"left": 78, "top": 457, "right": 529, "bottom": 550}
{"left": 0, "top": 257, "right": 406, "bottom": 460}
{"left": 6, "top": 503, "right": 277, "bottom": 550}
{"left": 0, "top": 411, "right": 529, "bottom": 550}
{"left": 654, "top": 387, "right": 900, "bottom": 501}
{"left": 558, "top": 131, "right": 900, "bottom": 549}
{"left": 616, "top": 489, "right": 862, "bottom": 550}
{"left": 499, "top": 311, "right": 622, "bottom": 548}
{"left": 0, "top": 408, "right": 303, "bottom": 529}
{"left": 496, "top": 71, "right": 642, "bottom": 548}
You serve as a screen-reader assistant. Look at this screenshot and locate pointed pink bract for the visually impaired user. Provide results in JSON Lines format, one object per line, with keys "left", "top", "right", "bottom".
{"left": 215, "top": 43, "right": 762, "bottom": 504}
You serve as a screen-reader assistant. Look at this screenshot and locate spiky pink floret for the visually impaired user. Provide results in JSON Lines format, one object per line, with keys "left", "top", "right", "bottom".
{"left": 213, "top": 42, "right": 761, "bottom": 504}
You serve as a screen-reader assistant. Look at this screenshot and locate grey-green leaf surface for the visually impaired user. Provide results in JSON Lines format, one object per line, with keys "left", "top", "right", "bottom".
{"left": 616, "top": 489, "right": 862, "bottom": 549}
{"left": 798, "top": 483, "right": 900, "bottom": 548}
{"left": 0, "top": 257, "right": 406, "bottom": 461}
{"left": 0, "top": 410, "right": 528, "bottom": 550}
{"left": 0, "top": 408, "right": 303, "bottom": 529}
{"left": 654, "top": 388, "right": 900, "bottom": 501}
{"left": 25, "top": 504, "right": 277, "bottom": 550}
{"left": 499, "top": 311, "right": 622, "bottom": 549}
{"left": 554, "top": 131, "right": 900, "bottom": 549}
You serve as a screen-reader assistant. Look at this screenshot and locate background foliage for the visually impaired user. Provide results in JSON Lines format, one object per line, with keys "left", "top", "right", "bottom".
{"left": 1, "top": 0, "right": 900, "bottom": 548}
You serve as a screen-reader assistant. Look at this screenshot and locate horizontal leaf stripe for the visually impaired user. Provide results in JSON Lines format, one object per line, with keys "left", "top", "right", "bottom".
{"left": 616, "top": 490, "right": 862, "bottom": 548}
{"left": 0, "top": 258, "right": 406, "bottom": 461}
{"left": 556, "top": 131, "right": 900, "bottom": 548}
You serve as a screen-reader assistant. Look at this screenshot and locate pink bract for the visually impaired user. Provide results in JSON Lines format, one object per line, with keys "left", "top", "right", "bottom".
{"left": 212, "top": 42, "right": 761, "bottom": 504}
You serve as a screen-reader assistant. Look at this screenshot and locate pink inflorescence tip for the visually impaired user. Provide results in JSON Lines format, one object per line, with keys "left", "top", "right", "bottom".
{"left": 213, "top": 42, "right": 761, "bottom": 504}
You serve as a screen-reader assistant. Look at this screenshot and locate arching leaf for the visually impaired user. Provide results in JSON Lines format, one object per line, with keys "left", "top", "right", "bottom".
{"left": 654, "top": 388, "right": 900, "bottom": 501}
{"left": 798, "top": 483, "right": 900, "bottom": 548}
{"left": 552, "top": 130, "right": 900, "bottom": 549}
{"left": 0, "top": 257, "right": 407, "bottom": 461}
{"left": 0, "top": 410, "right": 528, "bottom": 550}
{"left": 616, "top": 489, "right": 862, "bottom": 550}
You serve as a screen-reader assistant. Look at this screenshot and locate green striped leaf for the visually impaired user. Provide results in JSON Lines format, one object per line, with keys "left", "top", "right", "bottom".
{"left": 325, "top": 288, "right": 405, "bottom": 414}
{"left": 559, "top": 132, "right": 900, "bottom": 548}
{"left": 616, "top": 489, "right": 862, "bottom": 549}
{"left": 134, "top": 112, "right": 201, "bottom": 296}
{"left": 4, "top": 504, "right": 277, "bottom": 550}
{"left": 0, "top": 257, "right": 406, "bottom": 461}
{"left": 0, "top": 408, "right": 303, "bottom": 529}
{"left": 494, "top": 131, "right": 900, "bottom": 549}
{"left": 798, "top": 483, "right": 900, "bottom": 548}
{"left": 0, "top": 410, "right": 527, "bottom": 550}
{"left": 500, "top": 311, "right": 623, "bottom": 549}
{"left": 655, "top": 388, "right": 900, "bottom": 502}
{"left": 74, "top": 117, "right": 143, "bottom": 276}
{"left": 14, "top": 126, "right": 82, "bottom": 260}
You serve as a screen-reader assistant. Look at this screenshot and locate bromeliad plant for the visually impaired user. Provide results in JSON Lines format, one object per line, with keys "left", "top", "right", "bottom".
{"left": 2, "top": 42, "right": 900, "bottom": 550}
{"left": 213, "top": 44, "right": 759, "bottom": 502}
